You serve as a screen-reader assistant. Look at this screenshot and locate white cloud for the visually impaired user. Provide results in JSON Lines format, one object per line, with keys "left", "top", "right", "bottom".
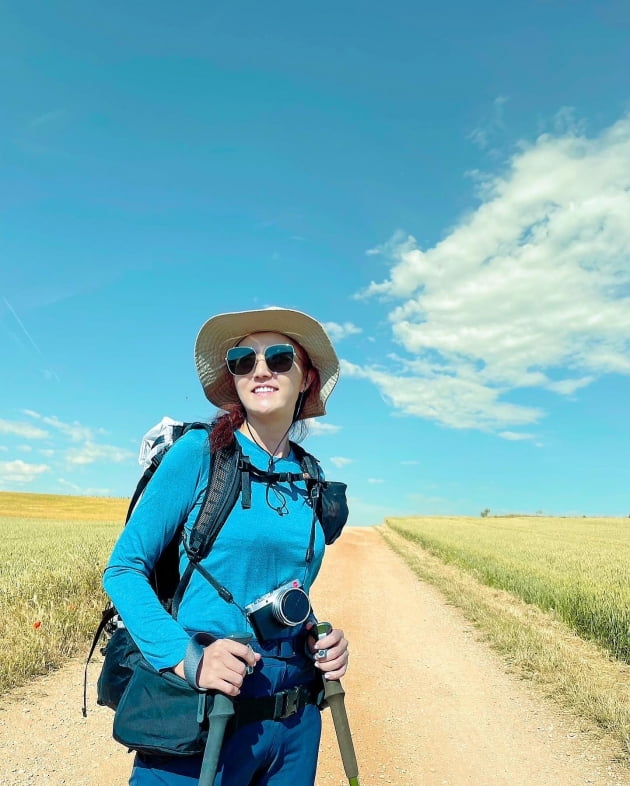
{"left": 358, "top": 113, "right": 630, "bottom": 432}
{"left": 367, "top": 478, "right": 384, "bottom": 484}
{"left": 498, "top": 431, "right": 534, "bottom": 441}
{"left": 545, "top": 376, "right": 594, "bottom": 395}
{"left": 306, "top": 420, "right": 342, "bottom": 436}
{"left": 0, "top": 460, "right": 50, "bottom": 485}
{"left": 0, "top": 418, "right": 49, "bottom": 439}
{"left": 330, "top": 456, "right": 353, "bottom": 468}
{"left": 469, "top": 95, "right": 510, "bottom": 151}
{"left": 323, "top": 321, "right": 362, "bottom": 342}
{"left": 41, "top": 414, "right": 103, "bottom": 442}
{"left": 57, "top": 478, "right": 113, "bottom": 496}
{"left": 23, "top": 410, "right": 108, "bottom": 442}
{"left": 65, "top": 442, "right": 134, "bottom": 466}
{"left": 0, "top": 411, "right": 133, "bottom": 493}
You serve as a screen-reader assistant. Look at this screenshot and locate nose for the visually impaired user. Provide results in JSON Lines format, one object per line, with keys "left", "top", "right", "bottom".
{"left": 252, "top": 355, "right": 273, "bottom": 376}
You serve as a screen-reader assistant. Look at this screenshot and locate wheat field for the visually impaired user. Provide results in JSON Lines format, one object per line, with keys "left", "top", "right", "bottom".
{"left": 0, "top": 492, "right": 126, "bottom": 695}
{"left": 385, "top": 515, "right": 630, "bottom": 662}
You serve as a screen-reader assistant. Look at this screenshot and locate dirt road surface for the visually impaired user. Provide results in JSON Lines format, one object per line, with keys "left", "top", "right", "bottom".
{"left": 1, "top": 527, "right": 629, "bottom": 785}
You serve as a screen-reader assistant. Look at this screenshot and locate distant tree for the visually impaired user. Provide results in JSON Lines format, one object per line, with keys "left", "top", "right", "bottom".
{"left": 480, "top": 508, "right": 490, "bottom": 518}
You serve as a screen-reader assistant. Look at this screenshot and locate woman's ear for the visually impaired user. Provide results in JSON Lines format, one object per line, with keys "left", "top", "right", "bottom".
{"left": 301, "top": 368, "right": 315, "bottom": 392}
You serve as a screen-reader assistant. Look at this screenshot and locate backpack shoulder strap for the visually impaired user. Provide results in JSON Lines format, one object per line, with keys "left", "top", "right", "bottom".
{"left": 290, "top": 441, "right": 349, "bottom": 546}
{"left": 290, "top": 442, "right": 321, "bottom": 481}
{"left": 170, "top": 433, "right": 244, "bottom": 618}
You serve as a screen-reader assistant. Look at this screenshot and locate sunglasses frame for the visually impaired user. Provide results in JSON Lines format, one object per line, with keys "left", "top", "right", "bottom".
{"left": 225, "top": 343, "right": 297, "bottom": 376}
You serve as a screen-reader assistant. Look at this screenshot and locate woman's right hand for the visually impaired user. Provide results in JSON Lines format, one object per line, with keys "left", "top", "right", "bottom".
{"left": 173, "top": 638, "right": 260, "bottom": 696}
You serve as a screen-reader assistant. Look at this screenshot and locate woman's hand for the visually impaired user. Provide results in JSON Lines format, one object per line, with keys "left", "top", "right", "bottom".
{"left": 173, "top": 638, "right": 260, "bottom": 696}
{"left": 307, "top": 625, "right": 349, "bottom": 680}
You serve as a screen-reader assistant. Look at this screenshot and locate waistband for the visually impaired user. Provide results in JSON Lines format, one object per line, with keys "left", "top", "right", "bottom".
{"left": 251, "top": 634, "right": 309, "bottom": 659}
{"left": 231, "top": 681, "right": 323, "bottom": 729}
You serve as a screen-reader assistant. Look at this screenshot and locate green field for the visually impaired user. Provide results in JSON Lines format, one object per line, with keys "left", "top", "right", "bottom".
{"left": 386, "top": 515, "right": 630, "bottom": 663}
{"left": 0, "top": 492, "right": 124, "bottom": 696}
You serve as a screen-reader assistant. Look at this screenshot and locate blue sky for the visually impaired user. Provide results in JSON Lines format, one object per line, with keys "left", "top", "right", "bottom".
{"left": 1, "top": 1, "right": 629, "bottom": 524}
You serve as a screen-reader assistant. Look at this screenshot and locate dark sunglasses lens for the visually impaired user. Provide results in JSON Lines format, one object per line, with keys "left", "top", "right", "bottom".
{"left": 226, "top": 344, "right": 295, "bottom": 375}
{"left": 265, "top": 345, "right": 294, "bottom": 373}
{"left": 226, "top": 347, "right": 256, "bottom": 375}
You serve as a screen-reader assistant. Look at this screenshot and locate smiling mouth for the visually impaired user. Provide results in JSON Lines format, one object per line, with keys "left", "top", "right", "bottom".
{"left": 253, "top": 386, "right": 276, "bottom": 394}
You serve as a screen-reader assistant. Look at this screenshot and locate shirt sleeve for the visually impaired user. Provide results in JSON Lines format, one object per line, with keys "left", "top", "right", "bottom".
{"left": 102, "top": 428, "right": 210, "bottom": 670}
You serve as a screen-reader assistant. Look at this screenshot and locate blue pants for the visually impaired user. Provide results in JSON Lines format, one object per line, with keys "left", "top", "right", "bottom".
{"left": 129, "top": 648, "right": 322, "bottom": 786}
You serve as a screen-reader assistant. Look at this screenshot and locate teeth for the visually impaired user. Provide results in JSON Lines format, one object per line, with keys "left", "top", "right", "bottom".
{"left": 254, "top": 386, "right": 275, "bottom": 393}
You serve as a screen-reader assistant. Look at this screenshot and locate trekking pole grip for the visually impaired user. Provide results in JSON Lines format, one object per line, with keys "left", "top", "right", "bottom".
{"left": 197, "top": 631, "right": 253, "bottom": 786}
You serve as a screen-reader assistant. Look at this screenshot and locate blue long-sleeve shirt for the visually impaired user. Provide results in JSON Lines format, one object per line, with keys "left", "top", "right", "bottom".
{"left": 103, "top": 428, "right": 325, "bottom": 671}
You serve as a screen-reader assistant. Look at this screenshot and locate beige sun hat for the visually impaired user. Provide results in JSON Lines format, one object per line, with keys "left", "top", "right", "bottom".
{"left": 194, "top": 306, "right": 340, "bottom": 419}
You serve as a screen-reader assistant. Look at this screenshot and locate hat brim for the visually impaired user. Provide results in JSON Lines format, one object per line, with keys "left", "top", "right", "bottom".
{"left": 194, "top": 307, "right": 340, "bottom": 420}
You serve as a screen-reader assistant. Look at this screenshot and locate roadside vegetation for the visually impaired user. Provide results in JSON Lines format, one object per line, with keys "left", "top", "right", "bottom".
{"left": 382, "top": 516, "right": 630, "bottom": 757}
{"left": 0, "top": 492, "right": 125, "bottom": 697}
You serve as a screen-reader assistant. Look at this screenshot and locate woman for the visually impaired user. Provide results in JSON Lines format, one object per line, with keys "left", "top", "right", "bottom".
{"left": 103, "top": 306, "right": 349, "bottom": 785}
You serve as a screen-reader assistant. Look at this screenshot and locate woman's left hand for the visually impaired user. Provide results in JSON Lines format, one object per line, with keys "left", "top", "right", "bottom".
{"left": 307, "top": 625, "right": 349, "bottom": 680}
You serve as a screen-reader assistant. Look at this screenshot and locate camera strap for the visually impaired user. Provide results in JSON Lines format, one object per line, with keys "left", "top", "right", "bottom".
{"left": 181, "top": 530, "right": 249, "bottom": 621}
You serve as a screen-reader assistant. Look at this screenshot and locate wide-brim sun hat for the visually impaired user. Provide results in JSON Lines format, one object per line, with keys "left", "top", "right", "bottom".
{"left": 194, "top": 306, "right": 340, "bottom": 420}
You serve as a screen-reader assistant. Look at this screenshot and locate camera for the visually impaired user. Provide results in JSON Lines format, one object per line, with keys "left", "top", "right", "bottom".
{"left": 245, "top": 579, "right": 311, "bottom": 642}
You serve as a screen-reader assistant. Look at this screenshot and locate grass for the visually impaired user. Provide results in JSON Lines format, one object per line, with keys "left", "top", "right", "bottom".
{"left": 382, "top": 516, "right": 630, "bottom": 758}
{"left": 384, "top": 515, "right": 630, "bottom": 662}
{"left": 0, "top": 492, "right": 124, "bottom": 697}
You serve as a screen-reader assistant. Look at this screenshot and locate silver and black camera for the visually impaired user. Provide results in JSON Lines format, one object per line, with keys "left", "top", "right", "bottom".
{"left": 245, "top": 579, "right": 311, "bottom": 641}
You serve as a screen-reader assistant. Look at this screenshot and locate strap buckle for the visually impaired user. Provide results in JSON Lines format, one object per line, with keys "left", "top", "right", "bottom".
{"left": 273, "top": 687, "right": 304, "bottom": 719}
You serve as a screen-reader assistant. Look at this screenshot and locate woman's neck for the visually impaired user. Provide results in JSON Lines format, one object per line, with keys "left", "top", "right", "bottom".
{"left": 238, "top": 417, "right": 293, "bottom": 458}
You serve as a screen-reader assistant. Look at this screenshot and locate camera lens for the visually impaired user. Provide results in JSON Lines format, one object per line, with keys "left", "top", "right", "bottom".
{"left": 272, "top": 587, "right": 311, "bottom": 626}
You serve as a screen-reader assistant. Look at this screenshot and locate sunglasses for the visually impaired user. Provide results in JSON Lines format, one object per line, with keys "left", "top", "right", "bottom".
{"left": 225, "top": 344, "right": 296, "bottom": 376}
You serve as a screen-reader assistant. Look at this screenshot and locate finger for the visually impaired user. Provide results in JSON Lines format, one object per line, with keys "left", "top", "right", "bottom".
{"left": 198, "top": 660, "right": 246, "bottom": 692}
{"left": 224, "top": 640, "right": 261, "bottom": 669}
{"left": 212, "top": 678, "right": 242, "bottom": 697}
{"left": 309, "top": 635, "right": 332, "bottom": 653}
{"left": 322, "top": 664, "right": 348, "bottom": 680}
{"left": 315, "top": 640, "right": 348, "bottom": 663}
{"left": 206, "top": 641, "right": 257, "bottom": 674}
{"left": 316, "top": 630, "right": 345, "bottom": 650}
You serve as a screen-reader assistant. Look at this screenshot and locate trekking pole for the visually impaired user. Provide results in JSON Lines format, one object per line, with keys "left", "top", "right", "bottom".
{"left": 316, "top": 622, "right": 360, "bottom": 786}
{"left": 198, "top": 632, "right": 253, "bottom": 786}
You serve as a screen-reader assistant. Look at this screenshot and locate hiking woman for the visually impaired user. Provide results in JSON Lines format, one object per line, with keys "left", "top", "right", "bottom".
{"left": 103, "top": 306, "right": 349, "bottom": 785}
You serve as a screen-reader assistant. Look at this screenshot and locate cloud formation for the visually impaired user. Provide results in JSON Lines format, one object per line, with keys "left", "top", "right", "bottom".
{"left": 0, "top": 412, "right": 135, "bottom": 491}
{"left": 330, "top": 456, "right": 353, "bottom": 468}
{"left": 323, "top": 321, "right": 362, "bottom": 342}
{"left": 358, "top": 113, "right": 630, "bottom": 434}
{"left": 0, "top": 418, "right": 49, "bottom": 439}
{"left": 0, "top": 459, "right": 50, "bottom": 485}
{"left": 307, "top": 420, "right": 342, "bottom": 436}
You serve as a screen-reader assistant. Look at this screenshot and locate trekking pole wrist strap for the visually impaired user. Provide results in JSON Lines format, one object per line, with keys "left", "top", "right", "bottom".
{"left": 183, "top": 632, "right": 216, "bottom": 690}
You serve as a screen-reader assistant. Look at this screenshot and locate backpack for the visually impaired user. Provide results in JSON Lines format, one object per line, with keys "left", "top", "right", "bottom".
{"left": 82, "top": 417, "right": 348, "bottom": 716}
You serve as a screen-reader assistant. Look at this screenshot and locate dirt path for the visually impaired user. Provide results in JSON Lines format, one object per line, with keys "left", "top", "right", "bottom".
{"left": 1, "top": 527, "right": 628, "bottom": 785}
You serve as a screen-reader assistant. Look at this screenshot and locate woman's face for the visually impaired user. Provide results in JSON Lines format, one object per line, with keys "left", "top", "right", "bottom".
{"left": 232, "top": 331, "right": 312, "bottom": 422}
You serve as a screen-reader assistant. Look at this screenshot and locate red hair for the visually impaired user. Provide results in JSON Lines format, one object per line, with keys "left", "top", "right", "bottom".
{"left": 209, "top": 338, "right": 322, "bottom": 453}
{"left": 210, "top": 403, "right": 246, "bottom": 453}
